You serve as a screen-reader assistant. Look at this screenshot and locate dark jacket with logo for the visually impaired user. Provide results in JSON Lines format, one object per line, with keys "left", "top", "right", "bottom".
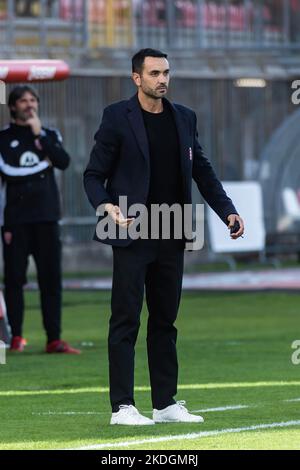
{"left": 0, "top": 123, "right": 70, "bottom": 227}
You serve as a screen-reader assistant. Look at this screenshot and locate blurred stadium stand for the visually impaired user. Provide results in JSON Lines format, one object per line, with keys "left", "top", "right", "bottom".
{"left": 1, "top": 0, "right": 300, "bottom": 270}
{"left": 0, "top": 1, "right": 300, "bottom": 57}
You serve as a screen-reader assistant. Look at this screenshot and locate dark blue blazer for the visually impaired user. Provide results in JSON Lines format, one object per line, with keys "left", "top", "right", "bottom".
{"left": 83, "top": 93, "right": 238, "bottom": 247}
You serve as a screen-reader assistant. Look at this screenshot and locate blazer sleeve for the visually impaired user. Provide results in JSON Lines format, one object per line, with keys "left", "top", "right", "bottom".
{"left": 83, "top": 106, "right": 120, "bottom": 210}
{"left": 192, "top": 112, "right": 239, "bottom": 225}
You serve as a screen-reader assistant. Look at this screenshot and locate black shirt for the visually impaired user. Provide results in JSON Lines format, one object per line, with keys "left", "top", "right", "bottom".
{"left": 141, "top": 103, "right": 184, "bottom": 239}
{"left": 0, "top": 123, "right": 70, "bottom": 227}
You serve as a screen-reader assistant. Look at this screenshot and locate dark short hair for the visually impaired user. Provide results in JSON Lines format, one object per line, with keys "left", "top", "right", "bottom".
{"left": 8, "top": 85, "right": 40, "bottom": 118}
{"left": 132, "top": 48, "right": 168, "bottom": 74}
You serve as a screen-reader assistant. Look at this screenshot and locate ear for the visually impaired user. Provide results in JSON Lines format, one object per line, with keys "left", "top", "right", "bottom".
{"left": 132, "top": 72, "right": 141, "bottom": 87}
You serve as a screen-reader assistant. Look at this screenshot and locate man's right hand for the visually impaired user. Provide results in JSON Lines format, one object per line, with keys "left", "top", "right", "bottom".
{"left": 3, "top": 232, "right": 12, "bottom": 245}
{"left": 104, "top": 203, "right": 135, "bottom": 228}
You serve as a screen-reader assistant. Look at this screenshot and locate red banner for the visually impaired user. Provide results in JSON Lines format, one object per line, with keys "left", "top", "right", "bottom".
{"left": 0, "top": 60, "right": 70, "bottom": 83}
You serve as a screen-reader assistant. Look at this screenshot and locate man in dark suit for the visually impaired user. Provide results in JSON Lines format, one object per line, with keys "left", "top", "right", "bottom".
{"left": 84, "top": 48, "right": 244, "bottom": 426}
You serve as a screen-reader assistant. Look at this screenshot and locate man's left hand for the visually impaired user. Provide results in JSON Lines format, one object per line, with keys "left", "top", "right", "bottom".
{"left": 227, "top": 214, "right": 244, "bottom": 239}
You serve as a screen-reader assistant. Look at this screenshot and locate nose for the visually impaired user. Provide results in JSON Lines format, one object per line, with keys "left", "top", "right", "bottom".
{"left": 158, "top": 79, "right": 167, "bottom": 87}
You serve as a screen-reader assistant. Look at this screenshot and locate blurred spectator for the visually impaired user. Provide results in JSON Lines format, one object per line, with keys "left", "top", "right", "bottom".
{"left": 0, "top": 85, "right": 80, "bottom": 354}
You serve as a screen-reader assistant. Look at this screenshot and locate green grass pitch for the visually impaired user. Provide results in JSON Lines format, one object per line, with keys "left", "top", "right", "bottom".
{"left": 1, "top": 290, "right": 300, "bottom": 450}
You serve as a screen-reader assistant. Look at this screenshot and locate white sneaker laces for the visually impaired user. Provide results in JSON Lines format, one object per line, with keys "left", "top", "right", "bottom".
{"left": 176, "top": 400, "right": 190, "bottom": 416}
{"left": 118, "top": 404, "right": 139, "bottom": 416}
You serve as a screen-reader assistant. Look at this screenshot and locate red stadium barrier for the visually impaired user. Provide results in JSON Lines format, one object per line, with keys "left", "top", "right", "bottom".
{"left": 0, "top": 60, "right": 70, "bottom": 83}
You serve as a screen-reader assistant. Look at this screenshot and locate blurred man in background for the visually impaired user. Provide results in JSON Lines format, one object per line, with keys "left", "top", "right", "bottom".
{"left": 0, "top": 85, "right": 80, "bottom": 354}
{"left": 0, "top": 143, "right": 50, "bottom": 346}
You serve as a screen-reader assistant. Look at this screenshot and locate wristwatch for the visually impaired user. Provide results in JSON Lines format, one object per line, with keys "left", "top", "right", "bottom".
{"left": 34, "top": 129, "right": 47, "bottom": 138}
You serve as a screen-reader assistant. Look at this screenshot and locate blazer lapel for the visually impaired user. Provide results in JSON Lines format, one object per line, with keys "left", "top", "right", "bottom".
{"left": 127, "top": 94, "right": 150, "bottom": 167}
{"left": 165, "top": 98, "right": 190, "bottom": 178}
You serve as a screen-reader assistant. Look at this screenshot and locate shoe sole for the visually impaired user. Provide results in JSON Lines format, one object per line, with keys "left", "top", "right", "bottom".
{"left": 154, "top": 418, "right": 204, "bottom": 423}
{"left": 110, "top": 422, "right": 155, "bottom": 426}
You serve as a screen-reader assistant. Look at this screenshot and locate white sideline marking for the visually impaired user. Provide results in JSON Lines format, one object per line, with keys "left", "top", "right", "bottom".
{"left": 3, "top": 380, "right": 300, "bottom": 397}
{"left": 192, "top": 405, "right": 249, "bottom": 413}
{"left": 285, "top": 398, "right": 300, "bottom": 402}
{"left": 32, "top": 404, "right": 249, "bottom": 417}
{"left": 69, "top": 420, "right": 300, "bottom": 450}
{"left": 33, "top": 411, "right": 103, "bottom": 416}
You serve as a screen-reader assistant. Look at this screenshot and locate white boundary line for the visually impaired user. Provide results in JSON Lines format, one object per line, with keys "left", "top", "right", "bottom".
{"left": 69, "top": 420, "right": 300, "bottom": 450}
{"left": 3, "top": 381, "right": 300, "bottom": 397}
{"left": 33, "top": 411, "right": 103, "bottom": 416}
{"left": 33, "top": 405, "right": 250, "bottom": 417}
{"left": 192, "top": 405, "right": 250, "bottom": 413}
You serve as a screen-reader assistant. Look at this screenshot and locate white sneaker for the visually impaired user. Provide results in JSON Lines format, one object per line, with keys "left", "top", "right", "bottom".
{"left": 153, "top": 401, "right": 204, "bottom": 423}
{"left": 110, "top": 405, "right": 155, "bottom": 425}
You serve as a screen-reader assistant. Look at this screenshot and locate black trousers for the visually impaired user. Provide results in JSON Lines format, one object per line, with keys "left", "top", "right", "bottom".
{"left": 109, "top": 238, "right": 185, "bottom": 412}
{"left": 1, "top": 222, "right": 62, "bottom": 343}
